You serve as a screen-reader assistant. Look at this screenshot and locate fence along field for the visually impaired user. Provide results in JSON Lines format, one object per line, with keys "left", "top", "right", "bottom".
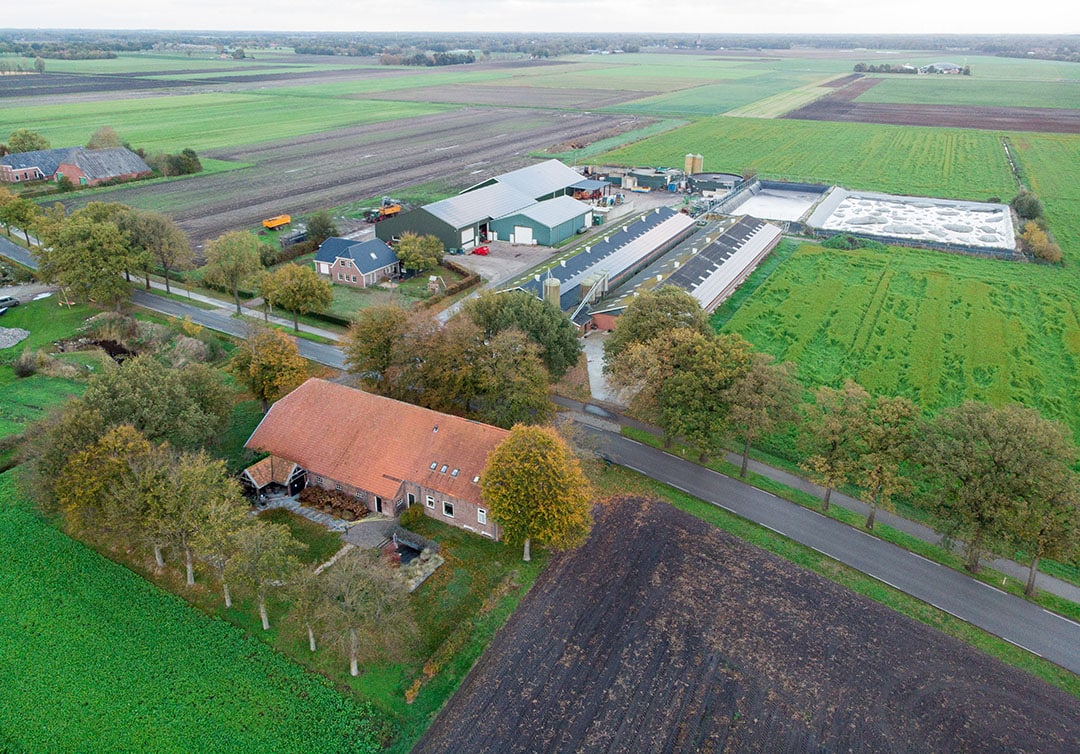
{"left": 0, "top": 472, "right": 388, "bottom": 754}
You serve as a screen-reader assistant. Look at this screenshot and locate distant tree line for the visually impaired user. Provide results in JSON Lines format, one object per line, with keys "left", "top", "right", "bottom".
{"left": 379, "top": 50, "right": 476, "bottom": 67}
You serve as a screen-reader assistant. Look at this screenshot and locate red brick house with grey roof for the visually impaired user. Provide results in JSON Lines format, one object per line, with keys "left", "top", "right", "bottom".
{"left": 244, "top": 378, "right": 508, "bottom": 539}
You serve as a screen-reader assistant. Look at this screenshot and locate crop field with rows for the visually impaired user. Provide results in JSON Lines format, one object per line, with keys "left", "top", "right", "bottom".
{"left": 718, "top": 243, "right": 1080, "bottom": 435}
{"left": 599, "top": 116, "right": 1018, "bottom": 199}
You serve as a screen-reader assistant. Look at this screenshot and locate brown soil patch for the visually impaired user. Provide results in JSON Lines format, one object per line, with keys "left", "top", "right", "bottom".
{"left": 413, "top": 498, "right": 1080, "bottom": 754}
{"left": 785, "top": 98, "right": 1080, "bottom": 134}
{"left": 821, "top": 73, "right": 864, "bottom": 88}
{"left": 826, "top": 76, "right": 884, "bottom": 101}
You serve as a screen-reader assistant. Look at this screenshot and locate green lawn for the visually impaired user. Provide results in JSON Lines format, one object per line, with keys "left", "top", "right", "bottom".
{"left": 599, "top": 116, "right": 1017, "bottom": 200}
{"left": 0, "top": 472, "right": 389, "bottom": 754}
{"left": 857, "top": 77, "right": 1080, "bottom": 109}
{"left": 257, "top": 508, "right": 345, "bottom": 566}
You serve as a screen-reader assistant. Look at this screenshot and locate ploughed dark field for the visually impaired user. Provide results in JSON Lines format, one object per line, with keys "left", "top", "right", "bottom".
{"left": 414, "top": 497, "right": 1080, "bottom": 754}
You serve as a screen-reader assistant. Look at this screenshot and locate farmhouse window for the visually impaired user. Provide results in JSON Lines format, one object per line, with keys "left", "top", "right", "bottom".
{"left": 355, "top": 491, "right": 364, "bottom": 500}
{"left": 443, "top": 501, "right": 455, "bottom": 518}
{"left": 351, "top": 276, "right": 356, "bottom": 283}
{"left": 426, "top": 495, "right": 435, "bottom": 509}
{"left": 335, "top": 483, "right": 343, "bottom": 491}
{"left": 315, "top": 476, "right": 323, "bottom": 484}
{"left": 477, "top": 508, "right": 487, "bottom": 525}
{"left": 407, "top": 492, "right": 416, "bottom": 505}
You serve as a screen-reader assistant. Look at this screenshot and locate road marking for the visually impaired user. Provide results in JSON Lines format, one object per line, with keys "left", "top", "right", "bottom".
{"left": 927, "top": 602, "right": 969, "bottom": 622}
{"left": 978, "top": 582, "right": 1006, "bottom": 596}
{"left": 1042, "top": 609, "right": 1080, "bottom": 629}
{"left": 909, "top": 552, "right": 935, "bottom": 565}
{"left": 759, "top": 523, "right": 787, "bottom": 537}
{"left": 1001, "top": 637, "right": 1043, "bottom": 658}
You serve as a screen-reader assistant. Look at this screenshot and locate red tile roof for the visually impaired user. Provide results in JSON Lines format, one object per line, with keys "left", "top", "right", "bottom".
{"left": 245, "top": 379, "right": 508, "bottom": 506}
{"left": 242, "top": 455, "right": 297, "bottom": 489}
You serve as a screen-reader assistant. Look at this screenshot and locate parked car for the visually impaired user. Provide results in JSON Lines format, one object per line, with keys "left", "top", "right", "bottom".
{"left": 471, "top": 245, "right": 490, "bottom": 256}
{"left": 0, "top": 296, "right": 19, "bottom": 309}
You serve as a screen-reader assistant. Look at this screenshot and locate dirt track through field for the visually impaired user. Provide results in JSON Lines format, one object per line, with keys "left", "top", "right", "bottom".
{"left": 413, "top": 498, "right": 1079, "bottom": 754}
{"left": 61, "top": 107, "right": 638, "bottom": 246}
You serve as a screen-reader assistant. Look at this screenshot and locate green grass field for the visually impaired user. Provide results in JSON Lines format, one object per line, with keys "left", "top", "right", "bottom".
{"left": 857, "top": 77, "right": 1080, "bottom": 109}
{"left": 0, "top": 472, "right": 388, "bottom": 754}
{"left": 0, "top": 94, "right": 450, "bottom": 152}
{"left": 717, "top": 242, "right": 1080, "bottom": 435}
{"left": 599, "top": 116, "right": 1017, "bottom": 200}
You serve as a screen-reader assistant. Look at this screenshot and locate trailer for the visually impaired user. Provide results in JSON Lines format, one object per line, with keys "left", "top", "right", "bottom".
{"left": 364, "top": 204, "right": 402, "bottom": 223}
{"left": 262, "top": 214, "right": 291, "bottom": 230}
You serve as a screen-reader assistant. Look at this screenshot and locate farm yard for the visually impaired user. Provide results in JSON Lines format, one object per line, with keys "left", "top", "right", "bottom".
{"left": 414, "top": 498, "right": 1080, "bottom": 754}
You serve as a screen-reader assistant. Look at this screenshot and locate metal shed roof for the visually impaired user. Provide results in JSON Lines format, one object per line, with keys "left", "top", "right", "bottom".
{"left": 494, "top": 159, "right": 585, "bottom": 199}
{"left": 502, "top": 195, "right": 591, "bottom": 227}
{"left": 426, "top": 183, "right": 535, "bottom": 229}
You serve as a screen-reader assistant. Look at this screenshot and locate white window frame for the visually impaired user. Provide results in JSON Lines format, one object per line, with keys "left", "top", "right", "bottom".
{"left": 425, "top": 495, "right": 435, "bottom": 509}
{"left": 442, "top": 501, "right": 455, "bottom": 518}
{"left": 477, "top": 508, "right": 487, "bottom": 525}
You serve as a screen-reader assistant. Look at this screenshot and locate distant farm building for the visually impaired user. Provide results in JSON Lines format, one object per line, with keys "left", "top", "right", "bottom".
{"left": 314, "top": 238, "right": 400, "bottom": 288}
{"left": 589, "top": 216, "right": 782, "bottom": 330}
{"left": 376, "top": 159, "right": 597, "bottom": 250}
{"left": 0, "top": 146, "right": 151, "bottom": 185}
{"left": 244, "top": 379, "right": 508, "bottom": 540}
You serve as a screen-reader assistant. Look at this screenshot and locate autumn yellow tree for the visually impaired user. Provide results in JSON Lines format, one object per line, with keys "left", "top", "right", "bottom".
{"left": 723, "top": 352, "right": 801, "bottom": 479}
{"left": 481, "top": 425, "right": 593, "bottom": 561}
{"left": 261, "top": 263, "right": 332, "bottom": 332}
{"left": 228, "top": 326, "right": 309, "bottom": 412}
{"left": 798, "top": 381, "right": 870, "bottom": 511}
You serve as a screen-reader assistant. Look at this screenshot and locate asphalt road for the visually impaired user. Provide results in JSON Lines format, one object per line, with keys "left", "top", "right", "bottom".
{"left": 583, "top": 425, "right": 1080, "bottom": 675}
{"left": 0, "top": 235, "right": 39, "bottom": 269}
{"left": 130, "top": 290, "right": 345, "bottom": 369}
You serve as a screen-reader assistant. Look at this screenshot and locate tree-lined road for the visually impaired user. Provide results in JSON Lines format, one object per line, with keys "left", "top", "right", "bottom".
{"left": 580, "top": 424, "right": 1080, "bottom": 674}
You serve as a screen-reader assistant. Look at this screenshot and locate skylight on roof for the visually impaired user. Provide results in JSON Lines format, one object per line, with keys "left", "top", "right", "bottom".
{"left": 451, "top": 469, "right": 459, "bottom": 477}
{"left": 440, "top": 464, "right": 448, "bottom": 474}
{"left": 430, "top": 462, "right": 437, "bottom": 470}
{"left": 472, "top": 476, "right": 480, "bottom": 484}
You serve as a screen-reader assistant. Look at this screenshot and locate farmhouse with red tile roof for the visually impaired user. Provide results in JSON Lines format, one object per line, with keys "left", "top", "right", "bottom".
{"left": 244, "top": 378, "right": 508, "bottom": 539}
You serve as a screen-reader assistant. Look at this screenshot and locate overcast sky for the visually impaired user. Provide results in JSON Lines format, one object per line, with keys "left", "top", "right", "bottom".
{"left": 9, "top": 1, "right": 1075, "bottom": 35}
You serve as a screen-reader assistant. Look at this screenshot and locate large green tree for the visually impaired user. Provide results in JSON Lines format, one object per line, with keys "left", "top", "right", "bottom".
{"left": 481, "top": 424, "right": 593, "bottom": 562}
{"left": 228, "top": 326, "right": 309, "bottom": 412}
{"left": 7, "top": 128, "right": 50, "bottom": 153}
{"left": 855, "top": 394, "right": 920, "bottom": 530}
{"left": 38, "top": 213, "right": 130, "bottom": 309}
{"left": 463, "top": 290, "right": 581, "bottom": 379}
{"left": 203, "top": 231, "right": 262, "bottom": 314}
{"left": 304, "top": 210, "right": 338, "bottom": 246}
{"left": 395, "top": 232, "right": 443, "bottom": 273}
{"left": 343, "top": 304, "right": 410, "bottom": 388}
{"left": 798, "top": 381, "right": 870, "bottom": 511}
{"left": 261, "top": 263, "right": 332, "bottom": 332}
{"left": 86, "top": 126, "right": 122, "bottom": 150}
{"left": 920, "top": 402, "right": 1077, "bottom": 574}
{"left": 80, "top": 355, "right": 231, "bottom": 449}
{"left": 227, "top": 520, "right": 304, "bottom": 631}
{"left": 0, "top": 195, "right": 39, "bottom": 244}
{"left": 723, "top": 352, "right": 801, "bottom": 478}
{"left": 603, "top": 285, "right": 709, "bottom": 368}
{"left": 321, "top": 548, "right": 414, "bottom": 676}
{"left": 607, "top": 328, "right": 750, "bottom": 460}
{"left": 118, "top": 208, "right": 192, "bottom": 294}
